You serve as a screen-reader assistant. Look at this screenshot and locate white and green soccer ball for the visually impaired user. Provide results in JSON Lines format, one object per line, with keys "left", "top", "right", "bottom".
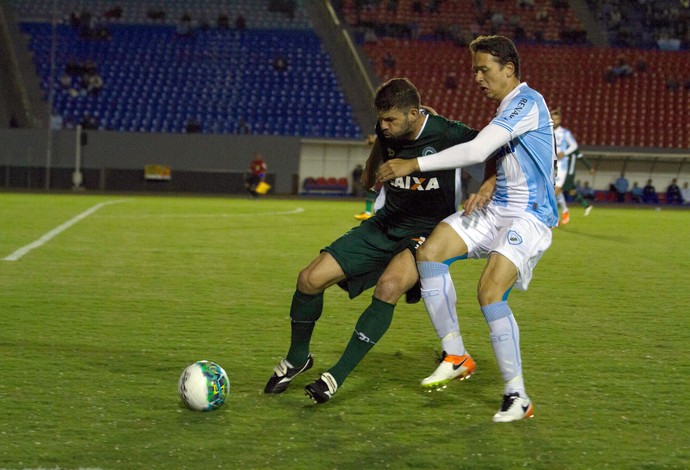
{"left": 178, "top": 360, "right": 230, "bottom": 411}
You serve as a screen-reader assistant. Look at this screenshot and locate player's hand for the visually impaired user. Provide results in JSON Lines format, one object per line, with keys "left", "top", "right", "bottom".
{"left": 377, "top": 158, "right": 419, "bottom": 182}
{"left": 463, "top": 191, "right": 491, "bottom": 215}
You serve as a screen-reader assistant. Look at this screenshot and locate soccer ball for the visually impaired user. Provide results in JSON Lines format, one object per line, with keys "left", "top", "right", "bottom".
{"left": 178, "top": 360, "right": 230, "bottom": 411}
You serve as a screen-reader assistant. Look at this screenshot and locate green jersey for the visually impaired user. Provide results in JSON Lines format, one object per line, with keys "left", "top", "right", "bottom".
{"left": 374, "top": 113, "right": 478, "bottom": 237}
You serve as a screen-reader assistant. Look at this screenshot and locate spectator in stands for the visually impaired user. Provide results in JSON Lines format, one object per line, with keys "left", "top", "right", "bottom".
{"left": 536, "top": 5, "right": 549, "bottom": 22}
{"left": 217, "top": 12, "right": 230, "bottom": 29}
{"left": 666, "top": 178, "right": 683, "bottom": 204}
{"left": 643, "top": 179, "right": 659, "bottom": 204}
{"left": 269, "top": 0, "right": 296, "bottom": 19}
{"left": 87, "top": 72, "right": 103, "bottom": 96}
{"left": 273, "top": 56, "right": 288, "bottom": 72}
{"left": 616, "top": 57, "right": 633, "bottom": 75}
{"left": 518, "top": 0, "right": 535, "bottom": 7}
{"left": 490, "top": 10, "right": 505, "bottom": 34}
{"left": 237, "top": 118, "right": 250, "bottom": 134}
{"left": 383, "top": 52, "right": 396, "bottom": 70}
{"left": 104, "top": 5, "right": 123, "bottom": 20}
{"left": 631, "top": 181, "right": 644, "bottom": 203}
{"left": 614, "top": 173, "right": 629, "bottom": 202}
{"left": 147, "top": 9, "right": 165, "bottom": 21}
{"left": 176, "top": 13, "right": 194, "bottom": 37}
{"left": 666, "top": 77, "right": 680, "bottom": 91}
{"left": 80, "top": 114, "right": 98, "bottom": 130}
{"left": 444, "top": 71, "right": 458, "bottom": 89}
{"left": 235, "top": 13, "right": 247, "bottom": 30}
{"left": 606, "top": 56, "right": 633, "bottom": 83}
{"left": 577, "top": 181, "right": 595, "bottom": 200}
{"left": 681, "top": 182, "right": 690, "bottom": 205}
{"left": 59, "top": 71, "right": 72, "bottom": 89}
{"left": 185, "top": 118, "right": 201, "bottom": 133}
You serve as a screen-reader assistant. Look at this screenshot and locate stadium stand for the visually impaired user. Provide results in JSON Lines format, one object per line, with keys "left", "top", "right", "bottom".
{"left": 362, "top": 38, "right": 689, "bottom": 148}
{"left": 338, "top": 0, "right": 587, "bottom": 44}
{"left": 10, "top": 0, "right": 363, "bottom": 138}
{"left": 593, "top": 0, "right": 690, "bottom": 50}
{"left": 5, "top": 0, "right": 690, "bottom": 149}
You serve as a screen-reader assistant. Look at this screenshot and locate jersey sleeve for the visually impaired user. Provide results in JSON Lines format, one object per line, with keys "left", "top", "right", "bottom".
{"left": 563, "top": 129, "right": 579, "bottom": 156}
{"left": 491, "top": 93, "right": 540, "bottom": 138}
{"left": 446, "top": 120, "right": 479, "bottom": 145}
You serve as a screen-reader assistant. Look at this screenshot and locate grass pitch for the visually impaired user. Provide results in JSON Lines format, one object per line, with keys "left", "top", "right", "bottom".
{"left": 0, "top": 192, "right": 688, "bottom": 469}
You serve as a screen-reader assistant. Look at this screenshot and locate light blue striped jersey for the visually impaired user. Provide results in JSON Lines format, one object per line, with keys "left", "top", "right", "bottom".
{"left": 490, "top": 83, "right": 558, "bottom": 227}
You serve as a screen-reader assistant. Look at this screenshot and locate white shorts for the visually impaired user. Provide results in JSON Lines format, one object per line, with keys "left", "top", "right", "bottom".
{"left": 442, "top": 204, "right": 552, "bottom": 291}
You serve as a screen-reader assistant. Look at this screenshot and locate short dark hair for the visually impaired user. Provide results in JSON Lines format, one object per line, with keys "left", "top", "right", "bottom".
{"left": 469, "top": 35, "right": 521, "bottom": 79}
{"left": 374, "top": 78, "right": 421, "bottom": 112}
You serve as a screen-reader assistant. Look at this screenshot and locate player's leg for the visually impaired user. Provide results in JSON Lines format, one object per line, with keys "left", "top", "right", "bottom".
{"left": 482, "top": 217, "right": 551, "bottom": 422}
{"left": 565, "top": 174, "right": 592, "bottom": 214}
{"left": 306, "top": 249, "right": 418, "bottom": 403}
{"left": 264, "top": 252, "right": 346, "bottom": 394}
{"left": 477, "top": 253, "right": 534, "bottom": 422}
{"left": 355, "top": 189, "right": 377, "bottom": 220}
{"left": 555, "top": 186, "right": 569, "bottom": 224}
{"left": 416, "top": 221, "right": 476, "bottom": 389}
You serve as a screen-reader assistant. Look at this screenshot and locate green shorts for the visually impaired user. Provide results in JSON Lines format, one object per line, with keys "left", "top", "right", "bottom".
{"left": 562, "top": 173, "right": 577, "bottom": 192}
{"left": 323, "top": 217, "right": 430, "bottom": 299}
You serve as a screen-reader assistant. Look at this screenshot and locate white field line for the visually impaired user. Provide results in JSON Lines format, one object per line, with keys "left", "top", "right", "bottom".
{"left": 2, "top": 200, "right": 128, "bottom": 262}
{"left": 93, "top": 207, "right": 306, "bottom": 219}
{"left": 151, "top": 207, "right": 306, "bottom": 218}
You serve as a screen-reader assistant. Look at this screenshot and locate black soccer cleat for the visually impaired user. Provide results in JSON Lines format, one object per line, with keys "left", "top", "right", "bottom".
{"left": 304, "top": 372, "right": 338, "bottom": 404}
{"left": 264, "top": 354, "right": 314, "bottom": 394}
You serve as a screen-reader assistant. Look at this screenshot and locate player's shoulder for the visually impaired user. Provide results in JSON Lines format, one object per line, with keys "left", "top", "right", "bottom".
{"left": 427, "top": 113, "right": 475, "bottom": 135}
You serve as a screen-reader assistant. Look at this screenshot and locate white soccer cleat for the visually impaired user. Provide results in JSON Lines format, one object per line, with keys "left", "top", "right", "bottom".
{"left": 421, "top": 352, "right": 476, "bottom": 390}
{"left": 584, "top": 205, "right": 593, "bottom": 216}
{"left": 492, "top": 392, "right": 534, "bottom": 422}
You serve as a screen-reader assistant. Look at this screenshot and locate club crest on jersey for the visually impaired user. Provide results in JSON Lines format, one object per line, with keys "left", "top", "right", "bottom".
{"left": 507, "top": 230, "right": 523, "bottom": 245}
{"left": 390, "top": 176, "right": 440, "bottom": 190}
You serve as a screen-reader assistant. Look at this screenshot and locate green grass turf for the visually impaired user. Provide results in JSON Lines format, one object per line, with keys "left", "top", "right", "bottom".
{"left": 1, "top": 192, "right": 688, "bottom": 469}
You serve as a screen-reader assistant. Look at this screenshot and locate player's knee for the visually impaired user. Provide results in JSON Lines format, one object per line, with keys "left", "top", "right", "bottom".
{"left": 373, "top": 275, "right": 407, "bottom": 303}
{"left": 296, "top": 268, "right": 323, "bottom": 295}
{"left": 416, "top": 241, "right": 442, "bottom": 262}
{"left": 476, "top": 280, "right": 505, "bottom": 306}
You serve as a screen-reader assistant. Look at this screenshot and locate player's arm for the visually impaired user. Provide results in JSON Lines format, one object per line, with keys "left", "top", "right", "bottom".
{"left": 463, "top": 155, "right": 497, "bottom": 215}
{"left": 377, "top": 124, "right": 510, "bottom": 181}
{"left": 576, "top": 151, "right": 594, "bottom": 173}
{"left": 563, "top": 130, "right": 579, "bottom": 158}
{"left": 362, "top": 137, "right": 384, "bottom": 190}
